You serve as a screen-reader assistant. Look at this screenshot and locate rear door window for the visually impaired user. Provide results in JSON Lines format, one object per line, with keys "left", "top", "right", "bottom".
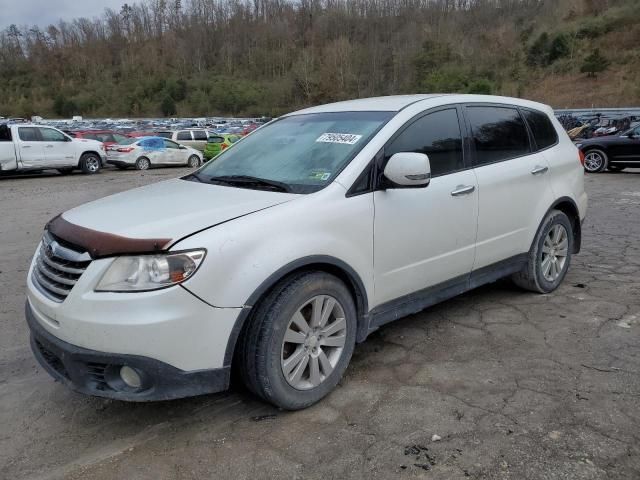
{"left": 466, "top": 106, "right": 531, "bottom": 166}
{"left": 521, "top": 109, "right": 558, "bottom": 150}
{"left": 177, "top": 131, "right": 192, "bottom": 141}
{"left": 192, "top": 130, "right": 208, "bottom": 141}
{"left": 208, "top": 136, "right": 224, "bottom": 143}
{"left": 140, "top": 138, "right": 164, "bottom": 149}
{"left": 18, "top": 127, "right": 40, "bottom": 141}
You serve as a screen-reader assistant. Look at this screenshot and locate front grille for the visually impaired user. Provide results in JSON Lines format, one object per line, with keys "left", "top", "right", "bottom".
{"left": 32, "top": 232, "right": 91, "bottom": 302}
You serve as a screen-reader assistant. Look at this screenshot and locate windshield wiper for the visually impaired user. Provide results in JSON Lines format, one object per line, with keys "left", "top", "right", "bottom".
{"left": 183, "top": 171, "right": 206, "bottom": 183}
{"left": 208, "top": 175, "right": 291, "bottom": 193}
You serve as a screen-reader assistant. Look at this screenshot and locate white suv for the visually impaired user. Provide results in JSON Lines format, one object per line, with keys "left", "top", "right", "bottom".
{"left": 26, "top": 95, "right": 587, "bottom": 409}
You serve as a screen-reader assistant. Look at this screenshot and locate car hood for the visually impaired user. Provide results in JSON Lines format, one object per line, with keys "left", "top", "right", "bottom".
{"left": 576, "top": 135, "right": 623, "bottom": 145}
{"left": 54, "top": 178, "right": 298, "bottom": 256}
{"left": 74, "top": 138, "right": 103, "bottom": 146}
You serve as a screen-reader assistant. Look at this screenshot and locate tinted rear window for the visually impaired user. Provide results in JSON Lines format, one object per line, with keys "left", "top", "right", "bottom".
{"left": 192, "top": 130, "right": 208, "bottom": 140}
{"left": 521, "top": 109, "right": 558, "bottom": 150}
{"left": 467, "top": 106, "right": 530, "bottom": 165}
{"left": 177, "top": 131, "right": 192, "bottom": 140}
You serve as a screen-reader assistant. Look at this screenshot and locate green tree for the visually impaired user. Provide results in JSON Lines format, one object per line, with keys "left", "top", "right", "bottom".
{"left": 547, "top": 34, "right": 570, "bottom": 63}
{"left": 527, "top": 32, "right": 550, "bottom": 66}
{"left": 580, "top": 49, "right": 609, "bottom": 78}
{"left": 160, "top": 95, "right": 177, "bottom": 116}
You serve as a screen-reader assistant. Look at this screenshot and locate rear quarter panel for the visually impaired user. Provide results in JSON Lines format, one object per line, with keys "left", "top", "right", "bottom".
{"left": 544, "top": 113, "right": 588, "bottom": 221}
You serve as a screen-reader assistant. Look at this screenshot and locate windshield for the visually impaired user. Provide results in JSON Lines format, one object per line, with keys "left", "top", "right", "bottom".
{"left": 187, "top": 111, "right": 392, "bottom": 193}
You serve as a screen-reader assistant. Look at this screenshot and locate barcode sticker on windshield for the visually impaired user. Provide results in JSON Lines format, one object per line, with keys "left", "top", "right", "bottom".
{"left": 316, "top": 133, "right": 362, "bottom": 145}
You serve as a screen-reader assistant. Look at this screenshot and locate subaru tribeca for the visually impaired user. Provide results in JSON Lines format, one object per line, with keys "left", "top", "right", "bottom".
{"left": 26, "top": 95, "right": 587, "bottom": 409}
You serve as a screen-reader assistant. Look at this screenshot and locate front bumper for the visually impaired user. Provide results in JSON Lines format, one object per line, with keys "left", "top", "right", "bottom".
{"left": 27, "top": 301, "right": 230, "bottom": 401}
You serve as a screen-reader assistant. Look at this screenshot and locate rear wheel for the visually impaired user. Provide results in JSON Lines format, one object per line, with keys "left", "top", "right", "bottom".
{"left": 512, "top": 209, "right": 573, "bottom": 293}
{"left": 583, "top": 149, "right": 607, "bottom": 173}
{"left": 135, "top": 157, "right": 151, "bottom": 170}
{"left": 187, "top": 155, "right": 201, "bottom": 168}
{"left": 79, "top": 153, "right": 101, "bottom": 174}
{"left": 238, "top": 272, "right": 357, "bottom": 410}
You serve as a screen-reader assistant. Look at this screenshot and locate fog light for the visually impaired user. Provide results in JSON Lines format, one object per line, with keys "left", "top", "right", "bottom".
{"left": 120, "top": 366, "right": 142, "bottom": 389}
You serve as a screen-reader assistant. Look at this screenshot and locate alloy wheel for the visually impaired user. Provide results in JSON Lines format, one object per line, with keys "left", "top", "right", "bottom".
{"left": 137, "top": 158, "right": 150, "bottom": 170}
{"left": 280, "top": 295, "right": 347, "bottom": 390}
{"left": 584, "top": 151, "right": 604, "bottom": 172}
{"left": 541, "top": 224, "right": 569, "bottom": 282}
{"left": 86, "top": 156, "right": 100, "bottom": 172}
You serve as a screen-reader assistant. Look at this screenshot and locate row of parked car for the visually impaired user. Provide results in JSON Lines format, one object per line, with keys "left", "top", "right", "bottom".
{"left": 0, "top": 124, "right": 244, "bottom": 175}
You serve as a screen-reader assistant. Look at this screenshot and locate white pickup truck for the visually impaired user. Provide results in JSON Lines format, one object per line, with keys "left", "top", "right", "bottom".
{"left": 0, "top": 124, "right": 106, "bottom": 175}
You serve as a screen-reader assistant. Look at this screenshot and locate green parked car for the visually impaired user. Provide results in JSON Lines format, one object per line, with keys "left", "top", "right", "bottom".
{"left": 203, "top": 134, "right": 241, "bottom": 160}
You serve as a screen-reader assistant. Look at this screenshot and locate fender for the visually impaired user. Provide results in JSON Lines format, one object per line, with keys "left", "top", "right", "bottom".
{"left": 531, "top": 196, "right": 582, "bottom": 254}
{"left": 222, "top": 255, "right": 370, "bottom": 366}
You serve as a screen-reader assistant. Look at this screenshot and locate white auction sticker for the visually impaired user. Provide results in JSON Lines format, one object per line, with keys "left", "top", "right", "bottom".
{"left": 316, "top": 133, "right": 362, "bottom": 145}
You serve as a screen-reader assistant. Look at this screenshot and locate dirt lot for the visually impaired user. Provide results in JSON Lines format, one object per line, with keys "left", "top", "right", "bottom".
{"left": 1, "top": 167, "right": 639, "bottom": 480}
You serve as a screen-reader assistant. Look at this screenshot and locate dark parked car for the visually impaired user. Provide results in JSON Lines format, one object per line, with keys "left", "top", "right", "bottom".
{"left": 576, "top": 124, "right": 640, "bottom": 172}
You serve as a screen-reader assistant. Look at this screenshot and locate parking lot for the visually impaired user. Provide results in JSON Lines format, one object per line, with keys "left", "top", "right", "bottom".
{"left": 1, "top": 167, "right": 639, "bottom": 480}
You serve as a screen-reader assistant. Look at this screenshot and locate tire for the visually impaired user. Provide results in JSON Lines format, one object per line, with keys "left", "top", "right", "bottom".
{"left": 187, "top": 155, "right": 201, "bottom": 168}
{"left": 583, "top": 149, "right": 608, "bottom": 173}
{"left": 512, "top": 209, "right": 573, "bottom": 294}
{"left": 608, "top": 165, "right": 625, "bottom": 172}
{"left": 238, "top": 271, "right": 357, "bottom": 410}
{"left": 135, "top": 157, "right": 151, "bottom": 170}
{"left": 79, "top": 153, "right": 101, "bottom": 174}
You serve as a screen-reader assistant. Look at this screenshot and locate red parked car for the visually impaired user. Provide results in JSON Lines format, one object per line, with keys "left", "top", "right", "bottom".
{"left": 68, "top": 130, "right": 131, "bottom": 148}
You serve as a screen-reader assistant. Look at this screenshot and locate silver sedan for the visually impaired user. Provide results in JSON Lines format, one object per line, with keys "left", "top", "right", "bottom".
{"left": 106, "top": 136, "right": 203, "bottom": 170}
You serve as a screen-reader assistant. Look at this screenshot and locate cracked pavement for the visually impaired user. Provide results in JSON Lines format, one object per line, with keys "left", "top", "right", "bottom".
{"left": 1, "top": 168, "right": 639, "bottom": 479}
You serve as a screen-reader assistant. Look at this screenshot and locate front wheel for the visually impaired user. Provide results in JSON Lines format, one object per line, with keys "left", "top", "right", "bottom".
{"left": 187, "top": 155, "right": 201, "bottom": 168}
{"left": 583, "top": 149, "right": 608, "bottom": 173}
{"left": 512, "top": 209, "right": 573, "bottom": 293}
{"left": 238, "top": 272, "right": 357, "bottom": 410}
{"left": 79, "top": 153, "right": 101, "bottom": 174}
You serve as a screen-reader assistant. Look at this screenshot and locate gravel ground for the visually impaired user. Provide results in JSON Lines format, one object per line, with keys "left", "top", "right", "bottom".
{"left": 1, "top": 167, "right": 639, "bottom": 480}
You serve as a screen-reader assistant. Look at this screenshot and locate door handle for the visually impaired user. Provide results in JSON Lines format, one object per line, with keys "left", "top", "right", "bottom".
{"left": 531, "top": 165, "right": 549, "bottom": 175}
{"left": 22, "top": 145, "right": 31, "bottom": 148}
{"left": 45, "top": 145, "right": 54, "bottom": 148}
{"left": 450, "top": 185, "right": 475, "bottom": 197}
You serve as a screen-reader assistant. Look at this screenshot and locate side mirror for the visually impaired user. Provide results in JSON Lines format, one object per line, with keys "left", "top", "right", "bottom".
{"left": 179, "top": 145, "right": 187, "bottom": 149}
{"left": 383, "top": 152, "right": 431, "bottom": 188}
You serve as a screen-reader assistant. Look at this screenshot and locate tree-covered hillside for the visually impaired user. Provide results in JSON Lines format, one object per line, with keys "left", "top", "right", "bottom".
{"left": 1, "top": 0, "right": 638, "bottom": 118}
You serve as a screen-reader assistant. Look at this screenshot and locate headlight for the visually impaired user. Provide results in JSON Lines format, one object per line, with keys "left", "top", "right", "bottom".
{"left": 95, "top": 250, "right": 206, "bottom": 292}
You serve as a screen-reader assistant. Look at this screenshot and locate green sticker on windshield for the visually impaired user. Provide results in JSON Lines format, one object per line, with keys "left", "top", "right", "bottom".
{"left": 309, "top": 171, "right": 331, "bottom": 181}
